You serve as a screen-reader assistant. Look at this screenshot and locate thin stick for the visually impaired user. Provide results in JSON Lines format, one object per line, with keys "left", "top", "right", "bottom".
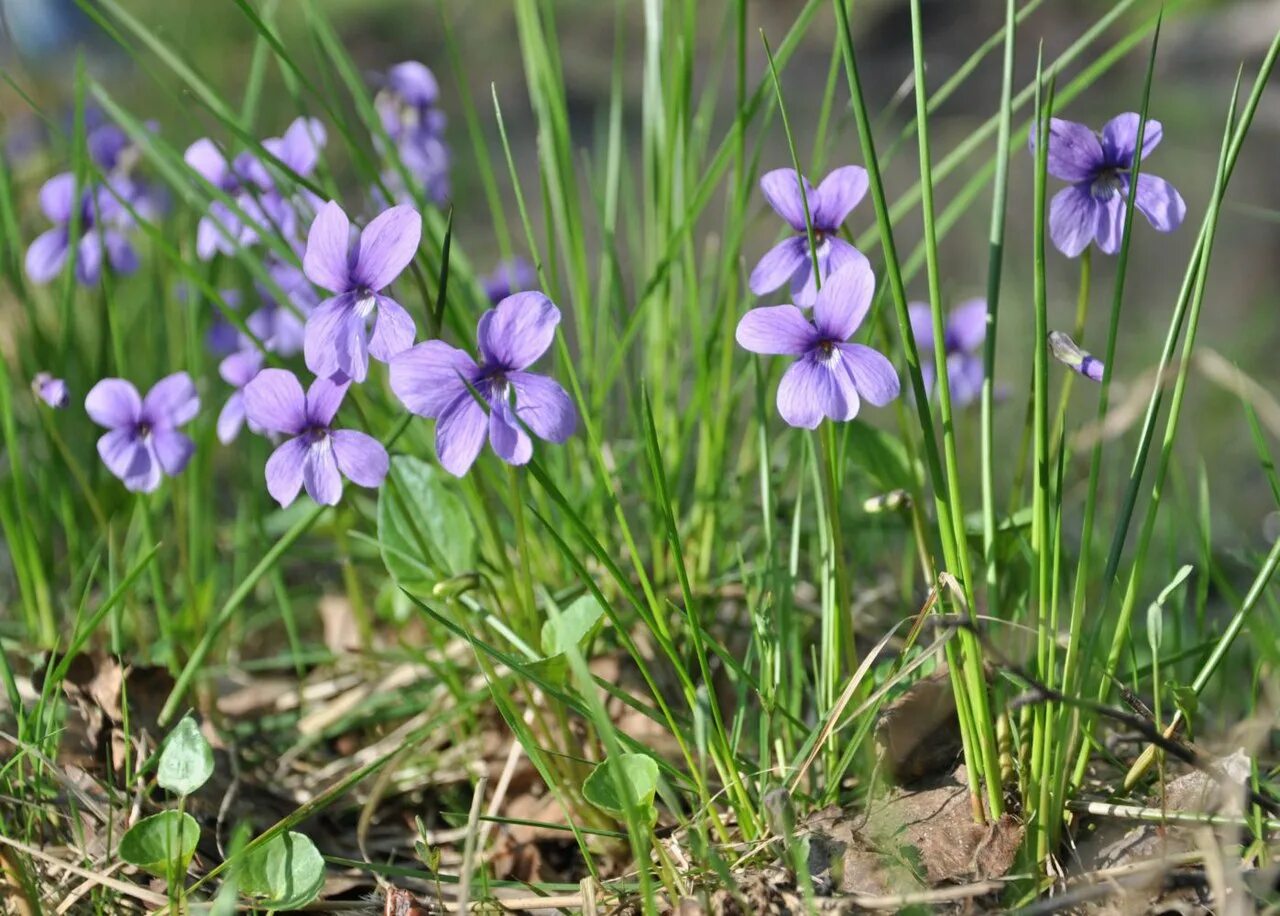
{"left": 455, "top": 774, "right": 490, "bottom": 916}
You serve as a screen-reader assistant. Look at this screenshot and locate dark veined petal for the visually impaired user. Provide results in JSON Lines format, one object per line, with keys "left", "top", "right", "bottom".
{"left": 944, "top": 298, "right": 988, "bottom": 354}
{"left": 97, "top": 427, "right": 147, "bottom": 479}
{"left": 367, "top": 294, "right": 417, "bottom": 362}
{"left": 812, "top": 165, "right": 869, "bottom": 230}
{"left": 776, "top": 355, "right": 859, "bottom": 429}
{"left": 389, "top": 340, "right": 478, "bottom": 418}
{"left": 306, "top": 376, "right": 351, "bottom": 427}
{"left": 85, "top": 378, "right": 142, "bottom": 429}
{"left": 1093, "top": 192, "right": 1126, "bottom": 255}
{"left": 1133, "top": 173, "right": 1186, "bottom": 233}
{"left": 812, "top": 255, "right": 875, "bottom": 342}
{"left": 907, "top": 303, "right": 935, "bottom": 353}
{"left": 25, "top": 228, "right": 70, "bottom": 285}
{"left": 477, "top": 291, "right": 561, "bottom": 371}
{"left": 748, "top": 236, "right": 807, "bottom": 297}
{"left": 303, "top": 200, "right": 353, "bottom": 293}
{"left": 735, "top": 305, "right": 817, "bottom": 356}
{"left": 303, "top": 436, "right": 343, "bottom": 506}
{"left": 331, "top": 430, "right": 389, "bottom": 488}
{"left": 435, "top": 391, "right": 489, "bottom": 477}
{"left": 1100, "top": 113, "right": 1163, "bottom": 167}
{"left": 352, "top": 205, "right": 421, "bottom": 291}
{"left": 489, "top": 398, "right": 533, "bottom": 466}
{"left": 142, "top": 372, "right": 199, "bottom": 428}
{"left": 838, "top": 343, "right": 901, "bottom": 407}
{"left": 1048, "top": 185, "right": 1098, "bottom": 258}
{"left": 1036, "top": 118, "right": 1105, "bottom": 183}
{"left": 264, "top": 436, "right": 309, "bottom": 507}
{"left": 759, "top": 168, "right": 814, "bottom": 231}
{"left": 122, "top": 441, "right": 164, "bottom": 494}
{"left": 244, "top": 368, "right": 308, "bottom": 436}
{"left": 151, "top": 429, "right": 195, "bottom": 476}
{"left": 509, "top": 371, "right": 576, "bottom": 443}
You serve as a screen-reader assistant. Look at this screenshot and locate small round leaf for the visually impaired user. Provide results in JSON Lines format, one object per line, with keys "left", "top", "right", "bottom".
{"left": 157, "top": 717, "right": 214, "bottom": 796}
{"left": 119, "top": 810, "right": 200, "bottom": 877}
{"left": 240, "top": 830, "right": 326, "bottom": 909}
{"left": 582, "top": 754, "right": 659, "bottom": 826}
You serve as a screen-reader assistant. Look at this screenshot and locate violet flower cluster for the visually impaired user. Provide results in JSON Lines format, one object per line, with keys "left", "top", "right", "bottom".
{"left": 740, "top": 165, "right": 900, "bottom": 426}
{"left": 374, "top": 62, "right": 450, "bottom": 206}
{"left": 908, "top": 299, "right": 989, "bottom": 407}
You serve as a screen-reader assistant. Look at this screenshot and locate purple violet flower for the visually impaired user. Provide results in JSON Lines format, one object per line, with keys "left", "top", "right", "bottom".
{"left": 736, "top": 257, "right": 899, "bottom": 428}
{"left": 85, "top": 373, "right": 199, "bottom": 493}
{"left": 302, "top": 200, "right": 422, "bottom": 383}
{"left": 33, "top": 372, "right": 68, "bottom": 408}
{"left": 389, "top": 292, "right": 577, "bottom": 476}
{"left": 250, "top": 260, "right": 316, "bottom": 357}
{"left": 1038, "top": 113, "right": 1186, "bottom": 257}
{"left": 373, "top": 62, "right": 450, "bottom": 205}
{"left": 908, "top": 298, "right": 988, "bottom": 406}
{"left": 216, "top": 349, "right": 265, "bottom": 444}
{"left": 482, "top": 257, "right": 537, "bottom": 304}
{"left": 1048, "top": 331, "right": 1104, "bottom": 382}
{"left": 750, "top": 165, "right": 869, "bottom": 307}
{"left": 242, "top": 368, "right": 388, "bottom": 506}
{"left": 25, "top": 173, "right": 138, "bottom": 285}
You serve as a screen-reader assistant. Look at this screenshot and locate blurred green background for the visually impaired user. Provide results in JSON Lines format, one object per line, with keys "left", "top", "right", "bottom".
{"left": 4, "top": 0, "right": 1279, "bottom": 546}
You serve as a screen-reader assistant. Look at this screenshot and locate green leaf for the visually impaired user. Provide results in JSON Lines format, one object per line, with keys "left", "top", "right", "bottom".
{"left": 582, "top": 753, "right": 659, "bottom": 827}
{"left": 1171, "top": 684, "right": 1199, "bottom": 734}
{"left": 846, "top": 423, "right": 915, "bottom": 494}
{"left": 540, "top": 595, "right": 605, "bottom": 657}
{"left": 157, "top": 717, "right": 214, "bottom": 796}
{"left": 118, "top": 810, "right": 200, "bottom": 876}
{"left": 240, "top": 831, "right": 325, "bottom": 910}
{"left": 377, "top": 456, "right": 475, "bottom": 593}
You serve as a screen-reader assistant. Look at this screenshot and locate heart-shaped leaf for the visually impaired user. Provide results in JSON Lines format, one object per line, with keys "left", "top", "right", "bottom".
{"left": 119, "top": 810, "right": 200, "bottom": 877}
{"left": 157, "top": 716, "right": 214, "bottom": 796}
{"left": 541, "top": 595, "right": 605, "bottom": 657}
{"left": 582, "top": 754, "right": 659, "bottom": 826}
{"left": 377, "top": 456, "right": 475, "bottom": 594}
{"left": 240, "top": 830, "right": 325, "bottom": 909}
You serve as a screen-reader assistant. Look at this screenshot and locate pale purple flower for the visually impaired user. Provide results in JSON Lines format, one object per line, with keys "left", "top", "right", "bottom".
{"left": 1048, "top": 331, "right": 1104, "bottom": 382}
{"left": 302, "top": 201, "right": 422, "bottom": 383}
{"left": 32, "top": 372, "right": 68, "bottom": 408}
{"left": 1037, "top": 113, "right": 1186, "bottom": 257}
{"left": 242, "top": 368, "right": 388, "bottom": 506}
{"left": 85, "top": 373, "right": 199, "bottom": 493}
{"left": 750, "top": 165, "right": 869, "bottom": 307}
{"left": 250, "top": 260, "right": 316, "bottom": 357}
{"left": 389, "top": 292, "right": 577, "bottom": 476}
{"left": 216, "top": 349, "right": 264, "bottom": 444}
{"left": 482, "top": 258, "right": 537, "bottom": 304}
{"left": 736, "top": 257, "right": 899, "bottom": 428}
{"left": 374, "top": 62, "right": 450, "bottom": 204}
{"left": 25, "top": 173, "right": 138, "bottom": 285}
{"left": 908, "top": 299, "right": 988, "bottom": 406}
{"left": 235, "top": 118, "right": 327, "bottom": 191}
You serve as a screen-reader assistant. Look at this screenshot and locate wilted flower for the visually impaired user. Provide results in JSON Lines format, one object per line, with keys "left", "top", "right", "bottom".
{"left": 302, "top": 201, "right": 422, "bottom": 383}
{"left": 32, "top": 372, "right": 68, "bottom": 408}
{"left": 25, "top": 172, "right": 138, "bottom": 285}
{"left": 1048, "top": 330, "right": 1104, "bottom": 381}
{"left": 482, "top": 257, "right": 537, "bottom": 304}
{"left": 750, "top": 165, "right": 869, "bottom": 307}
{"left": 85, "top": 373, "right": 199, "bottom": 493}
{"left": 908, "top": 298, "right": 988, "bottom": 406}
{"left": 736, "top": 257, "right": 899, "bottom": 428}
{"left": 1037, "top": 113, "right": 1185, "bottom": 257}
{"left": 389, "top": 291, "right": 577, "bottom": 476}
{"left": 243, "top": 368, "right": 388, "bottom": 506}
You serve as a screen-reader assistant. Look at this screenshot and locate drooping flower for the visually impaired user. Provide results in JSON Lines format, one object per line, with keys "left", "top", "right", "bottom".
{"left": 389, "top": 291, "right": 577, "bottom": 476}
{"left": 85, "top": 373, "right": 199, "bottom": 493}
{"left": 750, "top": 165, "right": 869, "bottom": 307}
{"left": 736, "top": 256, "right": 899, "bottom": 428}
{"left": 908, "top": 298, "right": 988, "bottom": 406}
{"left": 25, "top": 172, "right": 138, "bottom": 286}
{"left": 242, "top": 368, "right": 388, "bottom": 506}
{"left": 1037, "top": 113, "right": 1186, "bottom": 257}
{"left": 482, "top": 257, "right": 537, "bottom": 304}
{"left": 216, "top": 348, "right": 264, "bottom": 444}
{"left": 32, "top": 372, "right": 68, "bottom": 408}
{"left": 302, "top": 201, "right": 422, "bottom": 382}
{"left": 1048, "top": 331, "right": 1104, "bottom": 381}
